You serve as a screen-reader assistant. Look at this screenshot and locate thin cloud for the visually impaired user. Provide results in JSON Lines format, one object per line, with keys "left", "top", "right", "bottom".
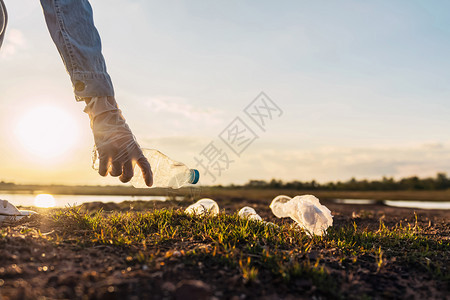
{"left": 144, "top": 96, "right": 223, "bottom": 124}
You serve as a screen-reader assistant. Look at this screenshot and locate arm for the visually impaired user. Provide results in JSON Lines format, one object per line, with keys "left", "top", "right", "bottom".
{"left": 40, "top": 0, "right": 152, "bottom": 186}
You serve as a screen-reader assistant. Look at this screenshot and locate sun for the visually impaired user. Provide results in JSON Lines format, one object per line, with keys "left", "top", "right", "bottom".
{"left": 14, "top": 105, "right": 79, "bottom": 160}
{"left": 34, "top": 194, "right": 56, "bottom": 208}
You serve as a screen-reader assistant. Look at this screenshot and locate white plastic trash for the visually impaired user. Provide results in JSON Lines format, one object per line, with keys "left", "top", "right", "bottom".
{"left": 0, "top": 199, "right": 37, "bottom": 224}
{"left": 269, "top": 195, "right": 293, "bottom": 218}
{"left": 264, "top": 221, "right": 277, "bottom": 227}
{"left": 185, "top": 198, "right": 219, "bottom": 216}
{"left": 18, "top": 210, "right": 36, "bottom": 216}
{"left": 130, "top": 148, "right": 199, "bottom": 189}
{"left": 238, "top": 206, "right": 262, "bottom": 221}
{"left": 270, "top": 195, "right": 333, "bottom": 236}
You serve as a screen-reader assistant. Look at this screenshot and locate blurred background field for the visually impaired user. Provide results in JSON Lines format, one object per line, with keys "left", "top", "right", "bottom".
{"left": 2, "top": 173, "right": 450, "bottom": 211}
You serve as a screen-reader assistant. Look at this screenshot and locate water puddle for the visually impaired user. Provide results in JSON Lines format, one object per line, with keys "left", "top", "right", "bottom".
{"left": 333, "top": 198, "right": 450, "bottom": 210}
{"left": 384, "top": 200, "right": 450, "bottom": 210}
{"left": 0, "top": 193, "right": 183, "bottom": 208}
{"left": 333, "top": 199, "right": 378, "bottom": 205}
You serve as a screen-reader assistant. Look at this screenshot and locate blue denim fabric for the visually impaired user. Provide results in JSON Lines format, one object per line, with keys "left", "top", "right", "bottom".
{"left": 40, "top": 0, "right": 114, "bottom": 100}
{"left": 0, "top": 0, "right": 6, "bottom": 48}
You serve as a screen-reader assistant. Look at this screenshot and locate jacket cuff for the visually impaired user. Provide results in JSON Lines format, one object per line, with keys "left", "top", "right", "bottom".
{"left": 72, "top": 71, "right": 114, "bottom": 101}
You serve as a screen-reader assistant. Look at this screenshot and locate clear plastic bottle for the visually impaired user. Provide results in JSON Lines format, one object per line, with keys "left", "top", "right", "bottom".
{"left": 238, "top": 206, "right": 262, "bottom": 221}
{"left": 131, "top": 148, "right": 199, "bottom": 189}
{"left": 185, "top": 198, "right": 219, "bottom": 216}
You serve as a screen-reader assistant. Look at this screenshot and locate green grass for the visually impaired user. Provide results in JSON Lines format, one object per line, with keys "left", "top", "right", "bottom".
{"left": 45, "top": 207, "right": 449, "bottom": 298}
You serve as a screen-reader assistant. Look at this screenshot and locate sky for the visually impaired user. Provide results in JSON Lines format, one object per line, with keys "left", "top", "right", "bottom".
{"left": 1, "top": 0, "right": 450, "bottom": 186}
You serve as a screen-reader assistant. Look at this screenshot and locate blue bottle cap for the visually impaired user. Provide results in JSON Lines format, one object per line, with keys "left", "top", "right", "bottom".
{"left": 189, "top": 169, "right": 200, "bottom": 184}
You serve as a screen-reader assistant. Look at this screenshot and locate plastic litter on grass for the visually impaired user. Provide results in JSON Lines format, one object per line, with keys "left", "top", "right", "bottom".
{"left": 185, "top": 198, "right": 219, "bottom": 216}
{"left": 238, "top": 206, "right": 263, "bottom": 221}
{"left": 184, "top": 195, "right": 332, "bottom": 236}
{"left": 0, "top": 199, "right": 37, "bottom": 224}
{"left": 270, "top": 195, "right": 333, "bottom": 236}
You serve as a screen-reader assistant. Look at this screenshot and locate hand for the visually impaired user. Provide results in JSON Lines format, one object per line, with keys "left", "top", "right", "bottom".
{"left": 84, "top": 96, "right": 153, "bottom": 186}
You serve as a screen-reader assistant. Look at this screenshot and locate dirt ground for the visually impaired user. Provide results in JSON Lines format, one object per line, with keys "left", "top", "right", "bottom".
{"left": 0, "top": 197, "right": 449, "bottom": 300}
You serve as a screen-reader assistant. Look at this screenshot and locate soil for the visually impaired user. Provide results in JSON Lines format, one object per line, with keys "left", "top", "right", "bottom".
{"left": 0, "top": 197, "right": 449, "bottom": 300}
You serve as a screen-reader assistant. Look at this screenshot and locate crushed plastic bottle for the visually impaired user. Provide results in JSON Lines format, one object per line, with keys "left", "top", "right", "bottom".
{"left": 185, "top": 198, "right": 219, "bottom": 216}
{"left": 270, "top": 195, "right": 333, "bottom": 236}
{"left": 238, "top": 206, "right": 262, "bottom": 221}
{"left": 238, "top": 206, "right": 278, "bottom": 227}
{"left": 130, "top": 149, "right": 199, "bottom": 189}
{"left": 0, "top": 199, "right": 37, "bottom": 223}
{"left": 270, "top": 195, "right": 293, "bottom": 218}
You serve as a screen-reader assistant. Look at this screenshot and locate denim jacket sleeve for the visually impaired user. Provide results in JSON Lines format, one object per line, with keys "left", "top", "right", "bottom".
{"left": 40, "top": 0, "right": 114, "bottom": 101}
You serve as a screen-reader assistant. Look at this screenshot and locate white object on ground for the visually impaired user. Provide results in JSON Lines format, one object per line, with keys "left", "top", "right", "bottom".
{"left": 270, "top": 195, "right": 333, "bottom": 236}
{"left": 0, "top": 199, "right": 37, "bottom": 223}
{"left": 130, "top": 149, "right": 199, "bottom": 189}
{"left": 238, "top": 206, "right": 263, "bottom": 221}
{"left": 238, "top": 207, "right": 278, "bottom": 228}
{"left": 264, "top": 221, "right": 277, "bottom": 227}
{"left": 270, "top": 195, "right": 293, "bottom": 218}
{"left": 185, "top": 198, "right": 219, "bottom": 216}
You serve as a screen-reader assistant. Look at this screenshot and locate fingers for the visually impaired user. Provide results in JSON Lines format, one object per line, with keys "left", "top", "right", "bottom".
{"left": 137, "top": 157, "right": 153, "bottom": 187}
{"left": 119, "top": 160, "right": 134, "bottom": 183}
{"left": 98, "top": 157, "right": 109, "bottom": 177}
{"left": 110, "top": 161, "right": 122, "bottom": 177}
{"left": 95, "top": 135, "right": 150, "bottom": 185}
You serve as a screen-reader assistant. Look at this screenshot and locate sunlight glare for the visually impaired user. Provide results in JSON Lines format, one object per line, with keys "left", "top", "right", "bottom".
{"left": 34, "top": 194, "right": 56, "bottom": 208}
{"left": 14, "top": 105, "right": 79, "bottom": 160}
